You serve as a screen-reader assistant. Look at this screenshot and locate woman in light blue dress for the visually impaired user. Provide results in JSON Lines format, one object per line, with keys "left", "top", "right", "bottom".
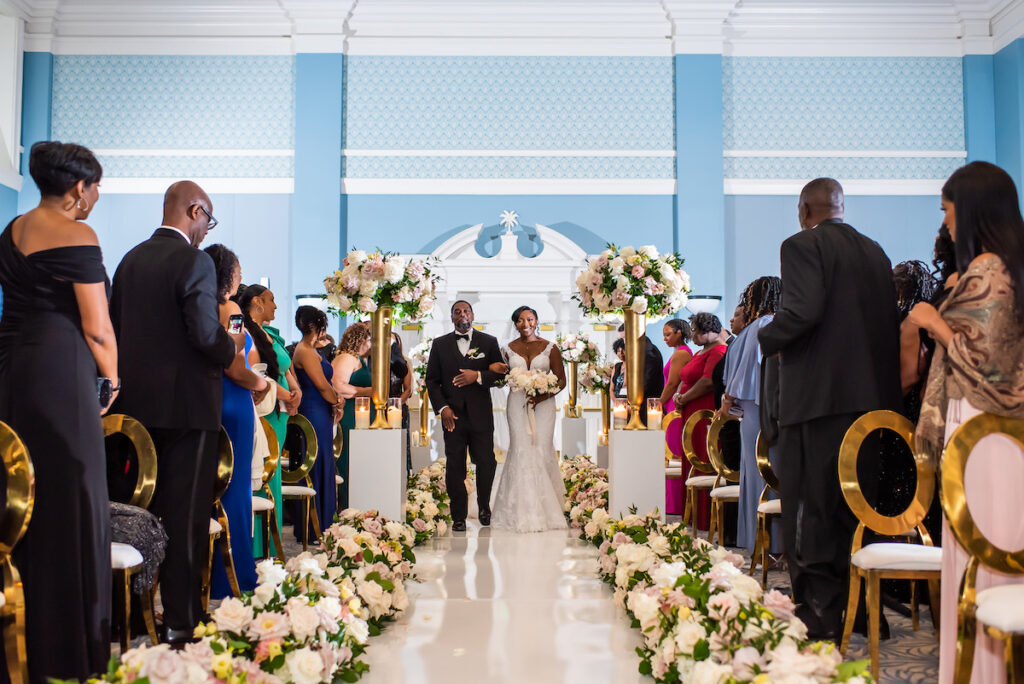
{"left": 721, "top": 276, "right": 782, "bottom": 553}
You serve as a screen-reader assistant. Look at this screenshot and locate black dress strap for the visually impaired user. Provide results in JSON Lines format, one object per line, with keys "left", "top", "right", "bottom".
{"left": 28, "top": 245, "right": 106, "bottom": 284}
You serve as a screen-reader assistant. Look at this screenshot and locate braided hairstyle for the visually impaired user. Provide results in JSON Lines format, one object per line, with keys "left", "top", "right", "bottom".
{"left": 663, "top": 318, "right": 692, "bottom": 344}
{"left": 689, "top": 312, "right": 722, "bottom": 337}
{"left": 203, "top": 244, "right": 239, "bottom": 304}
{"left": 234, "top": 284, "right": 280, "bottom": 384}
{"left": 932, "top": 224, "right": 956, "bottom": 284}
{"left": 892, "top": 260, "right": 938, "bottom": 321}
{"left": 740, "top": 276, "right": 782, "bottom": 323}
{"left": 295, "top": 306, "right": 328, "bottom": 338}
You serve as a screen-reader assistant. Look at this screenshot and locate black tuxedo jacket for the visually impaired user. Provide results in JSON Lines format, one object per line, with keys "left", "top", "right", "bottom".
{"left": 425, "top": 330, "right": 505, "bottom": 431}
{"left": 758, "top": 219, "right": 901, "bottom": 426}
{"left": 643, "top": 336, "right": 665, "bottom": 400}
{"left": 110, "top": 229, "right": 237, "bottom": 431}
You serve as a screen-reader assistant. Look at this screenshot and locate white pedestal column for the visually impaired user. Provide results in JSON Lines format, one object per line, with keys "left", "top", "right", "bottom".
{"left": 608, "top": 429, "right": 665, "bottom": 521}
{"left": 596, "top": 443, "right": 609, "bottom": 469}
{"left": 410, "top": 444, "right": 432, "bottom": 473}
{"left": 349, "top": 429, "right": 406, "bottom": 521}
{"left": 560, "top": 416, "right": 588, "bottom": 460}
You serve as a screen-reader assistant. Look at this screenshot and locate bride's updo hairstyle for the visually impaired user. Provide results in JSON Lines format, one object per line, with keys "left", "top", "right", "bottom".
{"left": 511, "top": 305, "right": 538, "bottom": 323}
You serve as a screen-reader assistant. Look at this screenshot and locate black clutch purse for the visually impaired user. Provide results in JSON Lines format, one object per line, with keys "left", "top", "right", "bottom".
{"left": 97, "top": 377, "right": 119, "bottom": 407}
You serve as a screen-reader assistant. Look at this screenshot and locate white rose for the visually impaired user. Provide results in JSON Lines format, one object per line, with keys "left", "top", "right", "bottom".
{"left": 358, "top": 579, "right": 393, "bottom": 618}
{"left": 297, "top": 556, "right": 324, "bottom": 578}
{"left": 394, "top": 286, "right": 413, "bottom": 303}
{"left": 252, "top": 581, "right": 277, "bottom": 608}
{"left": 650, "top": 561, "right": 686, "bottom": 588}
{"left": 212, "top": 597, "right": 253, "bottom": 634}
{"left": 627, "top": 591, "right": 660, "bottom": 627}
{"left": 728, "top": 573, "right": 763, "bottom": 604}
{"left": 639, "top": 245, "right": 659, "bottom": 258}
{"left": 674, "top": 620, "right": 708, "bottom": 655}
{"left": 392, "top": 582, "right": 410, "bottom": 612}
{"left": 358, "top": 297, "right": 377, "bottom": 313}
{"left": 326, "top": 292, "right": 342, "bottom": 309}
{"left": 285, "top": 647, "right": 324, "bottom": 684}
{"left": 384, "top": 521, "right": 406, "bottom": 539}
{"left": 648, "top": 535, "right": 670, "bottom": 557}
{"left": 317, "top": 596, "right": 343, "bottom": 621}
{"left": 359, "top": 278, "right": 378, "bottom": 296}
{"left": 609, "top": 256, "right": 625, "bottom": 274}
{"left": 384, "top": 260, "right": 405, "bottom": 284}
{"left": 691, "top": 660, "right": 732, "bottom": 684}
{"left": 630, "top": 296, "right": 649, "bottom": 314}
{"left": 347, "top": 616, "right": 369, "bottom": 643}
{"left": 346, "top": 249, "right": 367, "bottom": 264}
{"left": 287, "top": 599, "right": 322, "bottom": 641}
{"left": 255, "top": 559, "right": 287, "bottom": 586}
{"left": 593, "top": 292, "right": 612, "bottom": 311}
{"left": 335, "top": 294, "right": 352, "bottom": 311}
{"left": 620, "top": 246, "right": 636, "bottom": 259}
{"left": 418, "top": 297, "right": 435, "bottom": 315}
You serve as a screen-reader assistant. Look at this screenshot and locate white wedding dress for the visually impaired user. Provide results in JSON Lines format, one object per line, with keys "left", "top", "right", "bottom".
{"left": 491, "top": 342, "right": 568, "bottom": 533}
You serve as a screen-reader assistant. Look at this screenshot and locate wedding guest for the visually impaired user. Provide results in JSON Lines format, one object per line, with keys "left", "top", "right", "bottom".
{"left": 659, "top": 319, "right": 693, "bottom": 414}
{"left": 617, "top": 323, "right": 664, "bottom": 422}
{"left": 611, "top": 338, "right": 627, "bottom": 398}
{"left": 0, "top": 141, "right": 115, "bottom": 680}
{"left": 111, "top": 180, "right": 240, "bottom": 644}
{"left": 205, "top": 245, "right": 268, "bottom": 599}
{"left": 235, "top": 283, "right": 301, "bottom": 557}
{"left": 316, "top": 333, "right": 337, "bottom": 363}
{"left": 931, "top": 224, "right": 958, "bottom": 307}
{"left": 332, "top": 323, "right": 373, "bottom": 509}
{"left": 712, "top": 305, "right": 747, "bottom": 411}
{"left": 721, "top": 276, "right": 782, "bottom": 553}
{"left": 390, "top": 332, "right": 413, "bottom": 471}
{"left": 292, "top": 306, "right": 341, "bottom": 534}
{"left": 758, "top": 177, "right": 901, "bottom": 640}
{"left": 672, "top": 313, "right": 728, "bottom": 531}
{"left": 909, "top": 161, "right": 1024, "bottom": 684}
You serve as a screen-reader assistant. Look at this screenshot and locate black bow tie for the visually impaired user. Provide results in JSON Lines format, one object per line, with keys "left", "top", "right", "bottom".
{"left": 456, "top": 333, "right": 470, "bottom": 341}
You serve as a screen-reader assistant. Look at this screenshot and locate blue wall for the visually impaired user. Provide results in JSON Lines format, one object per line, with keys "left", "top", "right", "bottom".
{"left": 0, "top": 185, "right": 17, "bottom": 225}
{"left": 994, "top": 39, "right": 1024, "bottom": 200}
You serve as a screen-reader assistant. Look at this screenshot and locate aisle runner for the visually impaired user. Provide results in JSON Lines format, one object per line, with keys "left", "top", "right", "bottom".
{"left": 562, "top": 456, "right": 873, "bottom": 684}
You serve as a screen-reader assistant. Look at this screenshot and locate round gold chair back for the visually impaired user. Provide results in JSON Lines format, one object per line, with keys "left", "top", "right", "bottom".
{"left": 682, "top": 409, "right": 716, "bottom": 474}
{"left": 213, "top": 426, "right": 234, "bottom": 503}
{"left": 334, "top": 427, "right": 343, "bottom": 462}
{"left": 838, "top": 410, "right": 933, "bottom": 536}
{"left": 102, "top": 414, "right": 158, "bottom": 509}
{"left": 707, "top": 413, "right": 740, "bottom": 483}
{"left": 282, "top": 414, "right": 318, "bottom": 484}
{"left": 941, "top": 413, "right": 1024, "bottom": 576}
{"left": 755, "top": 431, "right": 780, "bottom": 492}
{"left": 662, "top": 410, "right": 681, "bottom": 462}
{"left": 0, "top": 422, "right": 33, "bottom": 556}
{"left": 259, "top": 418, "right": 280, "bottom": 486}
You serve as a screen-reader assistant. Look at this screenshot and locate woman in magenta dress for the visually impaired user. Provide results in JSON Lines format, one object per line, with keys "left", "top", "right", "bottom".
{"left": 672, "top": 313, "right": 727, "bottom": 531}
{"left": 659, "top": 319, "right": 692, "bottom": 515}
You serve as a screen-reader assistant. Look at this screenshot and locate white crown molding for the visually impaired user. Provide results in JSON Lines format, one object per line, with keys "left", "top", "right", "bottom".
{"left": 724, "top": 150, "right": 967, "bottom": 158}
{"left": 340, "top": 178, "right": 676, "bottom": 195}
{"left": 99, "top": 177, "right": 294, "bottom": 194}
{"left": 342, "top": 149, "right": 676, "bottom": 158}
{"left": 993, "top": 0, "right": 1024, "bottom": 50}
{"left": 0, "top": 166, "right": 22, "bottom": 191}
{"left": 724, "top": 178, "right": 945, "bottom": 196}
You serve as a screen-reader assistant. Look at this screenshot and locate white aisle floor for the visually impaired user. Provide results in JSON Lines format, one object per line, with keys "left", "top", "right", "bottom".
{"left": 361, "top": 522, "right": 647, "bottom": 684}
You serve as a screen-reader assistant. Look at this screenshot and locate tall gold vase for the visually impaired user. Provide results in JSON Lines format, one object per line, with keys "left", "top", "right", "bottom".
{"left": 599, "top": 387, "right": 610, "bottom": 445}
{"left": 418, "top": 387, "right": 430, "bottom": 445}
{"left": 623, "top": 309, "right": 646, "bottom": 430}
{"left": 369, "top": 307, "right": 394, "bottom": 429}
{"left": 564, "top": 360, "right": 580, "bottom": 418}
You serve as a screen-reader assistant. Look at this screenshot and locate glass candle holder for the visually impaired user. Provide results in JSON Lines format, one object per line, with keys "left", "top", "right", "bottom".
{"left": 354, "top": 396, "right": 371, "bottom": 429}
{"left": 612, "top": 398, "right": 629, "bottom": 429}
{"left": 387, "top": 397, "right": 403, "bottom": 429}
{"left": 647, "top": 398, "right": 663, "bottom": 430}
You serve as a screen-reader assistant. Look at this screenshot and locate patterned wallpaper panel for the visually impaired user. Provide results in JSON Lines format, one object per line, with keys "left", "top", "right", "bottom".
{"left": 52, "top": 55, "right": 295, "bottom": 177}
{"left": 342, "top": 155, "right": 675, "bottom": 179}
{"left": 722, "top": 57, "right": 964, "bottom": 152}
{"left": 724, "top": 156, "right": 963, "bottom": 180}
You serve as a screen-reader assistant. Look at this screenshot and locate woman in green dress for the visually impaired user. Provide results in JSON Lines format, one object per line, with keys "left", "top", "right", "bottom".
{"left": 331, "top": 322, "right": 373, "bottom": 510}
{"left": 237, "top": 284, "right": 301, "bottom": 556}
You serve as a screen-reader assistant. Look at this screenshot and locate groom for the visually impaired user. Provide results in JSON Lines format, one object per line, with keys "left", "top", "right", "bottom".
{"left": 425, "top": 300, "right": 507, "bottom": 531}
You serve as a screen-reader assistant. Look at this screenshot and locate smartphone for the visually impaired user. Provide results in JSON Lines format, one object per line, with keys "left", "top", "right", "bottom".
{"left": 228, "top": 314, "right": 244, "bottom": 335}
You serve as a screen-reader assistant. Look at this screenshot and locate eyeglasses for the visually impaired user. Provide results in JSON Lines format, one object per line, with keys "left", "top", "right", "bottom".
{"left": 194, "top": 204, "right": 218, "bottom": 230}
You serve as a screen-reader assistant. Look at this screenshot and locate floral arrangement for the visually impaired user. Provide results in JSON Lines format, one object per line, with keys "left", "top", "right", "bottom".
{"left": 409, "top": 338, "right": 433, "bottom": 393}
{"left": 323, "top": 250, "right": 441, "bottom": 321}
{"left": 579, "top": 360, "right": 614, "bottom": 394}
{"left": 562, "top": 456, "right": 609, "bottom": 529}
{"left": 406, "top": 459, "right": 452, "bottom": 543}
{"left": 506, "top": 367, "right": 561, "bottom": 397}
{"left": 574, "top": 244, "right": 691, "bottom": 319}
{"left": 559, "top": 457, "right": 873, "bottom": 684}
{"left": 555, "top": 332, "right": 601, "bottom": 365}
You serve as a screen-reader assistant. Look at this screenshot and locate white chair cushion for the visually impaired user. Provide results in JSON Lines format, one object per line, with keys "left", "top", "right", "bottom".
{"left": 251, "top": 496, "right": 274, "bottom": 512}
{"left": 976, "top": 584, "right": 1024, "bottom": 634}
{"left": 335, "top": 474, "right": 344, "bottom": 485}
{"left": 851, "top": 543, "right": 942, "bottom": 571}
{"left": 281, "top": 485, "right": 317, "bottom": 497}
{"left": 686, "top": 475, "right": 718, "bottom": 488}
{"left": 665, "top": 467, "right": 682, "bottom": 477}
{"left": 111, "top": 542, "right": 143, "bottom": 570}
{"left": 210, "top": 518, "right": 223, "bottom": 535}
{"left": 758, "top": 499, "right": 782, "bottom": 515}
{"left": 0, "top": 592, "right": 5, "bottom": 608}
{"left": 710, "top": 485, "right": 740, "bottom": 500}
{"left": 666, "top": 459, "right": 682, "bottom": 468}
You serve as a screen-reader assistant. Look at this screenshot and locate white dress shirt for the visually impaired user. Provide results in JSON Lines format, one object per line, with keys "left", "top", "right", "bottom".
{"left": 437, "top": 328, "right": 484, "bottom": 415}
{"left": 158, "top": 225, "right": 191, "bottom": 243}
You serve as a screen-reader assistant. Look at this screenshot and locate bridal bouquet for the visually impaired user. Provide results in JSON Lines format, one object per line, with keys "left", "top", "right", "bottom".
{"left": 574, "top": 244, "right": 691, "bottom": 319}
{"left": 579, "top": 360, "right": 614, "bottom": 394}
{"left": 506, "top": 367, "right": 560, "bottom": 397}
{"left": 555, "top": 331, "right": 601, "bottom": 364}
{"left": 323, "top": 249, "right": 441, "bottom": 321}
{"left": 409, "top": 338, "right": 432, "bottom": 393}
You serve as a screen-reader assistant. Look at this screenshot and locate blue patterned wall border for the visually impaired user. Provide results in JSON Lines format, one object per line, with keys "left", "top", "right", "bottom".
{"left": 343, "top": 56, "right": 674, "bottom": 150}
{"left": 724, "top": 156, "right": 964, "bottom": 180}
{"left": 341, "top": 155, "right": 675, "bottom": 179}
{"left": 97, "top": 154, "right": 293, "bottom": 178}
{"left": 52, "top": 55, "right": 295, "bottom": 150}
{"left": 722, "top": 57, "right": 964, "bottom": 151}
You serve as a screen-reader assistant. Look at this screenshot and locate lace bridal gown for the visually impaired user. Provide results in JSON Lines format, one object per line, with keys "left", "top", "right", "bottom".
{"left": 492, "top": 342, "right": 568, "bottom": 532}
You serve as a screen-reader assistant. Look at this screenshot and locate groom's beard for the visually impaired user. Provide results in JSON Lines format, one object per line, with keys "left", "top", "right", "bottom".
{"left": 454, "top": 322, "right": 472, "bottom": 332}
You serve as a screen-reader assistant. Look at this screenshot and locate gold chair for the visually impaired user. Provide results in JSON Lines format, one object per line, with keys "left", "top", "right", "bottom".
{"left": 202, "top": 427, "right": 240, "bottom": 612}
{"left": 0, "top": 421, "right": 34, "bottom": 684}
{"left": 748, "top": 432, "right": 782, "bottom": 588}
{"left": 706, "top": 412, "right": 740, "bottom": 546}
{"left": 334, "top": 426, "right": 345, "bottom": 512}
{"left": 281, "top": 415, "right": 323, "bottom": 551}
{"left": 252, "top": 418, "right": 285, "bottom": 563}
{"left": 941, "top": 413, "right": 1024, "bottom": 684}
{"left": 838, "top": 410, "right": 940, "bottom": 681}
{"left": 662, "top": 411, "right": 684, "bottom": 515}
{"left": 101, "top": 414, "right": 160, "bottom": 650}
{"left": 681, "top": 409, "right": 718, "bottom": 534}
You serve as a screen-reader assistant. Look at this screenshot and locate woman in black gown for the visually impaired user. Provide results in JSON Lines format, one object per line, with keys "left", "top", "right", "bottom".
{"left": 0, "top": 141, "right": 118, "bottom": 682}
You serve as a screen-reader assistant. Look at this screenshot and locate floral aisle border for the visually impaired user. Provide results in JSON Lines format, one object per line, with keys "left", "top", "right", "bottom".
{"left": 89, "top": 459, "right": 456, "bottom": 684}
{"left": 560, "top": 456, "right": 873, "bottom": 684}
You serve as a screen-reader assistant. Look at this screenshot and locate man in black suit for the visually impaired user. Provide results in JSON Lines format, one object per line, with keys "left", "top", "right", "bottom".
{"left": 110, "top": 181, "right": 242, "bottom": 643}
{"left": 425, "top": 300, "right": 506, "bottom": 531}
{"left": 617, "top": 324, "right": 665, "bottom": 422}
{"left": 758, "top": 178, "right": 901, "bottom": 639}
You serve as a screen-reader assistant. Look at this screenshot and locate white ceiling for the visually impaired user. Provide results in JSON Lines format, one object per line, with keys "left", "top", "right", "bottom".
{"left": 0, "top": 0, "right": 1020, "bottom": 55}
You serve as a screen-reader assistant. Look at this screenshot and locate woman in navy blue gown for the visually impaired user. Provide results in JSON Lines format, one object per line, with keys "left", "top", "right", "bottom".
{"left": 205, "top": 245, "right": 270, "bottom": 598}
{"left": 291, "top": 306, "right": 341, "bottom": 538}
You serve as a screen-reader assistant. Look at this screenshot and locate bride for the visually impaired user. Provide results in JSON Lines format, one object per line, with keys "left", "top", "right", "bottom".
{"left": 490, "top": 305, "right": 568, "bottom": 532}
